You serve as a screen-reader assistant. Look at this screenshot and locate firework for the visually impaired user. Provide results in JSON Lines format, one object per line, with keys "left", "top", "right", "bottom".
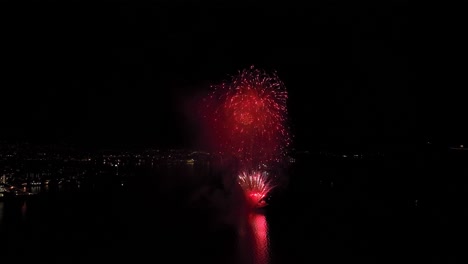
{"left": 238, "top": 170, "right": 273, "bottom": 208}
{"left": 202, "top": 66, "right": 291, "bottom": 209}
{"left": 203, "top": 65, "right": 291, "bottom": 170}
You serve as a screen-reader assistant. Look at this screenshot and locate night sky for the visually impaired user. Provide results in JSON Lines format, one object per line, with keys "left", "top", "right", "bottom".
{"left": 1, "top": 1, "right": 451, "bottom": 150}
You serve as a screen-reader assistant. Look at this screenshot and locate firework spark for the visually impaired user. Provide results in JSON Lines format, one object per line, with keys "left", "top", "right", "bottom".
{"left": 238, "top": 171, "right": 273, "bottom": 208}
{"left": 203, "top": 65, "right": 291, "bottom": 170}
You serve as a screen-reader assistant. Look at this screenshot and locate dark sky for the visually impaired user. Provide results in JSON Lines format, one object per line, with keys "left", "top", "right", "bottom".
{"left": 0, "top": 0, "right": 451, "bottom": 150}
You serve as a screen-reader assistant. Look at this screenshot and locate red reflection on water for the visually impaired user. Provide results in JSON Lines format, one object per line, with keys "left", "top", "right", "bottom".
{"left": 249, "top": 213, "right": 269, "bottom": 264}
{"left": 21, "top": 202, "right": 27, "bottom": 219}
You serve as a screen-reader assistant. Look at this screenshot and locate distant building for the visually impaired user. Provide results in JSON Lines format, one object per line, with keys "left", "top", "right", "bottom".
{"left": 449, "top": 144, "right": 467, "bottom": 151}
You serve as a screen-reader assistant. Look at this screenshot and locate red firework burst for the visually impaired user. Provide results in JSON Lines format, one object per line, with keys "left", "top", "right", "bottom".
{"left": 238, "top": 170, "right": 273, "bottom": 208}
{"left": 203, "top": 65, "right": 291, "bottom": 170}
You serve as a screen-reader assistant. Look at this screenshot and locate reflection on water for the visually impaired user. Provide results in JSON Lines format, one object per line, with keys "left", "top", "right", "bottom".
{"left": 0, "top": 202, "right": 4, "bottom": 224}
{"left": 249, "top": 213, "right": 270, "bottom": 264}
{"left": 30, "top": 186, "right": 41, "bottom": 194}
{"left": 21, "top": 201, "right": 27, "bottom": 219}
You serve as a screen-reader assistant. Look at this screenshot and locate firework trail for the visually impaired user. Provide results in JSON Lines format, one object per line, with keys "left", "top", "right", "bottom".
{"left": 203, "top": 65, "right": 291, "bottom": 208}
